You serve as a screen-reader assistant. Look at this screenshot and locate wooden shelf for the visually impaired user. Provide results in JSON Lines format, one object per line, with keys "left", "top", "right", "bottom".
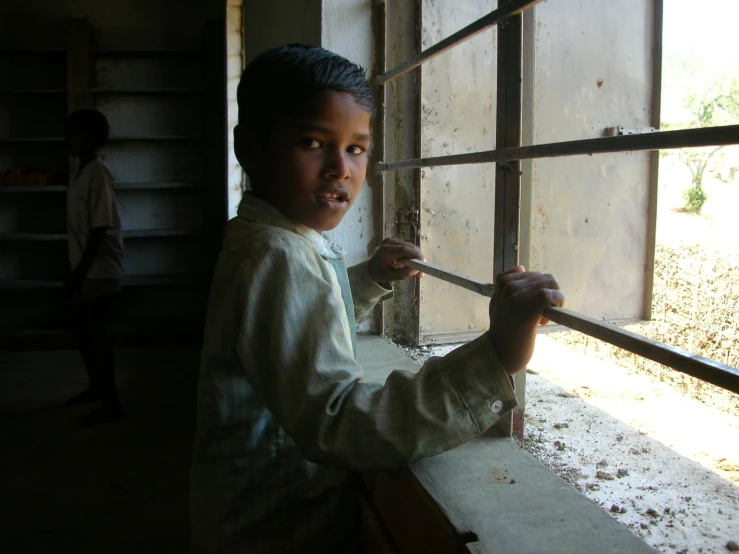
{"left": 0, "top": 229, "right": 199, "bottom": 241}
{"left": 124, "top": 229, "right": 200, "bottom": 238}
{"left": 0, "top": 186, "right": 66, "bottom": 193}
{"left": 0, "top": 274, "right": 202, "bottom": 290}
{"left": 0, "top": 279, "right": 61, "bottom": 290}
{"left": 94, "top": 49, "right": 201, "bottom": 59}
{"left": 116, "top": 182, "right": 201, "bottom": 190}
{"left": 1, "top": 134, "right": 199, "bottom": 143}
{"left": 107, "top": 135, "right": 202, "bottom": 141}
{"left": 0, "top": 49, "right": 66, "bottom": 56}
{"left": 0, "top": 89, "right": 66, "bottom": 95}
{"left": 91, "top": 88, "right": 201, "bottom": 96}
{"left": 0, "top": 232, "right": 66, "bottom": 241}
{"left": 0, "top": 182, "right": 201, "bottom": 193}
{"left": 0, "top": 137, "right": 65, "bottom": 143}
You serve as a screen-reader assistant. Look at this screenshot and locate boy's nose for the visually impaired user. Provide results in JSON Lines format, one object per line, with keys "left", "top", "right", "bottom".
{"left": 323, "top": 150, "right": 351, "bottom": 181}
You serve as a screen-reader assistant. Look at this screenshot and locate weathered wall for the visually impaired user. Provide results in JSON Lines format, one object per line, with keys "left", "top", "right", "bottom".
{"left": 526, "top": 0, "right": 654, "bottom": 321}
{"left": 418, "top": 0, "right": 497, "bottom": 344}
{"left": 226, "top": 0, "right": 244, "bottom": 218}
{"left": 238, "top": 1, "right": 321, "bottom": 218}
{"left": 0, "top": 0, "right": 227, "bottom": 327}
{"left": 0, "top": 0, "right": 221, "bottom": 50}
{"left": 321, "top": 0, "right": 376, "bottom": 269}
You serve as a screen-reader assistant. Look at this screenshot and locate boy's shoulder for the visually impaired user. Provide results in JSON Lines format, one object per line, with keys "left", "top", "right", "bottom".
{"left": 79, "top": 158, "right": 114, "bottom": 184}
{"left": 224, "top": 217, "right": 318, "bottom": 264}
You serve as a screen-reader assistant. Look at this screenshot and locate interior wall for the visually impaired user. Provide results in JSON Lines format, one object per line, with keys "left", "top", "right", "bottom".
{"left": 0, "top": 0, "right": 222, "bottom": 50}
{"left": 417, "top": 0, "right": 497, "bottom": 345}
{"left": 0, "top": 0, "right": 227, "bottom": 331}
{"left": 226, "top": 0, "right": 244, "bottom": 218}
{"left": 320, "top": 0, "right": 375, "bottom": 270}
{"left": 238, "top": 0, "right": 374, "bottom": 270}
{"left": 525, "top": 0, "right": 654, "bottom": 322}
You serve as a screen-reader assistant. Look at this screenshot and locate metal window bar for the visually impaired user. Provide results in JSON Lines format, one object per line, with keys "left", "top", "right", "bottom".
{"left": 399, "top": 258, "right": 739, "bottom": 396}
{"left": 376, "top": 0, "right": 544, "bottom": 86}
{"left": 375, "top": 0, "right": 739, "bottom": 397}
{"left": 376, "top": 125, "right": 739, "bottom": 172}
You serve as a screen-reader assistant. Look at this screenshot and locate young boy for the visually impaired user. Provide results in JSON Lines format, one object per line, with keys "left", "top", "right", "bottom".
{"left": 64, "top": 109, "right": 125, "bottom": 425}
{"left": 191, "top": 44, "right": 564, "bottom": 553}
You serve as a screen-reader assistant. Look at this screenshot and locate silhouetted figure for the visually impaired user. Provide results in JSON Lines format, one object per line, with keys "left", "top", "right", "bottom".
{"left": 64, "top": 109, "right": 124, "bottom": 425}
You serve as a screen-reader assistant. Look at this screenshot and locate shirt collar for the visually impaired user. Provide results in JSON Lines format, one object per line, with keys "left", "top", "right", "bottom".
{"left": 237, "top": 193, "right": 345, "bottom": 260}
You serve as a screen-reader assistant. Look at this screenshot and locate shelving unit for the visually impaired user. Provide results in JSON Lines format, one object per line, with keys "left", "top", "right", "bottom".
{"left": 0, "top": 89, "right": 66, "bottom": 95}
{"left": 0, "top": 21, "right": 226, "bottom": 344}
{"left": 0, "top": 182, "right": 201, "bottom": 192}
{"left": 0, "top": 229, "right": 201, "bottom": 240}
{"left": 0, "top": 273, "right": 201, "bottom": 291}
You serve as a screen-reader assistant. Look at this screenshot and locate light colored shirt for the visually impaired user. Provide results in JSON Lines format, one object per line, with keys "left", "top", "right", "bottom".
{"left": 66, "top": 158, "right": 123, "bottom": 282}
{"left": 190, "top": 193, "right": 518, "bottom": 554}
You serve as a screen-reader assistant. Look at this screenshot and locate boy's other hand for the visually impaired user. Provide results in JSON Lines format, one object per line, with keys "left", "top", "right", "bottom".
{"left": 368, "top": 238, "right": 425, "bottom": 283}
{"left": 487, "top": 266, "right": 564, "bottom": 375}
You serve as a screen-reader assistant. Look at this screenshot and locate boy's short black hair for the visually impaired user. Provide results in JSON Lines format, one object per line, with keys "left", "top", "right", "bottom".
{"left": 237, "top": 44, "right": 375, "bottom": 142}
{"left": 67, "top": 109, "right": 110, "bottom": 150}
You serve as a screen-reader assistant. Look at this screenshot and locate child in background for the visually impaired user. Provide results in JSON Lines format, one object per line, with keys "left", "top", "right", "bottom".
{"left": 190, "top": 44, "right": 564, "bottom": 553}
{"left": 64, "top": 109, "right": 124, "bottom": 425}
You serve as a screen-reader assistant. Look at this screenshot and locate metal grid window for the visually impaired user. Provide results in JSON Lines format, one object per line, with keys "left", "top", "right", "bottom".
{"left": 371, "top": 0, "right": 739, "bottom": 420}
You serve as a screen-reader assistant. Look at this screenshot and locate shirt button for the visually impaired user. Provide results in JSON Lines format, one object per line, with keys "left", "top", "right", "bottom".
{"left": 490, "top": 400, "right": 503, "bottom": 414}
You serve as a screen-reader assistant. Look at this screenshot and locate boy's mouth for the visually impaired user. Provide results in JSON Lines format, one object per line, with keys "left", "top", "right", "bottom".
{"left": 316, "top": 189, "right": 349, "bottom": 209}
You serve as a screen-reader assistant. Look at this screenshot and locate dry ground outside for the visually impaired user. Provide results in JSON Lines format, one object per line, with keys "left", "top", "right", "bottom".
{"left": 401, "top": 153, "right": 739, "bottom": 553}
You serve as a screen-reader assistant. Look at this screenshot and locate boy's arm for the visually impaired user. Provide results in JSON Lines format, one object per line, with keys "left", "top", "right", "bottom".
{"left": 66, "top": 170, "right": 118, "bottom": 292}
{"left": 348, "top": 238, "right": 424, "bottom": 323}
{"left": 237, "top": 241, "right": 519, "bottom": 471}
{"left": 66, "top": 227, "right": 108, "bottom": 291}
{"left": 347, "top": 262, "right": 392, "bottom": 323}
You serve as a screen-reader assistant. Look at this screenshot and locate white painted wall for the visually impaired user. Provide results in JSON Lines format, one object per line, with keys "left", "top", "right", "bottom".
{"left": 226, "top": 0, "right": 245, "bottom": 219}
{"left": 321, "top": 0, "right": 375, "bottom": 268}
{"left": 239, "top": 0, "right": 376, "bottom": 267}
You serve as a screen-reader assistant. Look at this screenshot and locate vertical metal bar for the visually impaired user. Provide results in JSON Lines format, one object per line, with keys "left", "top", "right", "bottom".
{"left": 493, "top": 12, "right": 523, "bottom": 277}
{"left": 491, "top": 1, "right": 524, "bottom": 439}
{"left": 410, "top": 0, "right": 424, "bottom": 346}
{"left": 372, "top": 0, "right": 388, "bottom": 334}
{"left": 202, "top": 21, "right": 229, "bottom": 279}
{"left": 642, "top": 0, "right": 664, "bottom": 321}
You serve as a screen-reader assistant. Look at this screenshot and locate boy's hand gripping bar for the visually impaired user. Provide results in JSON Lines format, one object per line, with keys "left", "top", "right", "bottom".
{"left": 399, "top": 258, "right": 739, "bottom": 395}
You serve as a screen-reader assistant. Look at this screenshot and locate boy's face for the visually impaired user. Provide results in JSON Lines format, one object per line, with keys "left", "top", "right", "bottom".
{"left": 239, "top": 91, "right": 372, "bottom": 232}
{"left": 65, "top": 121, "right": 94, "bottom": 157}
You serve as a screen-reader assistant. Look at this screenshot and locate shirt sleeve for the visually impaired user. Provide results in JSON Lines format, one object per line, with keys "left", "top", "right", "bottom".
{"left": 236, "top": 238, "right": 518, "bottom": 471}
{"left": 88, "top": 167, "right": 117, "bottom": 230}
{"left": 347, "top": 261, "right": 393, "bottom": 325}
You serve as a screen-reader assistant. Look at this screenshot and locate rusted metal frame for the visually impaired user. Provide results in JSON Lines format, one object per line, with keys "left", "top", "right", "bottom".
{"left": 490, "top": 4, "right": 524, "bottom": 439}
{"left": 376, "top": 124, "right": 739, "bottom": 172}
{"left": 642, "top": 0, "right": 664, "bottom": 321}
{"left": 371, "top": 0, "right": 388, "bottom": 334}
{"left": 375, "top": 0, "right": 543, "bottom": 86}
{"left": 400, "top": 258, "right": 739, "bottom": 396}
{"left": 409, "top": 0, "right": 424, "bottom": 346}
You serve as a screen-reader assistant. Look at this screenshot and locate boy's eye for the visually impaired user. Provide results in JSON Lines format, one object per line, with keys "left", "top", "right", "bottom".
{"left": 306, "top": 139, "right": 322, "bottom": 149}
{"left": 348, "top": 145, "right": 366, "bottom": 155}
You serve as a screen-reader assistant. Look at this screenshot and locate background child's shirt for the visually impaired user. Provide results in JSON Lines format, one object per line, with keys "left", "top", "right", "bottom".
{"left": 66, "top": 158, "right": 124, "bottom": 292}
{"left": 191, "top": 193, "right": 517, "bottom": 554}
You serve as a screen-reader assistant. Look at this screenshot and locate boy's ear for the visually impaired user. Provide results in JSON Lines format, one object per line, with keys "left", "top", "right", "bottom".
{"left": 233, "top": 124, "right": 263, "bottom": 174}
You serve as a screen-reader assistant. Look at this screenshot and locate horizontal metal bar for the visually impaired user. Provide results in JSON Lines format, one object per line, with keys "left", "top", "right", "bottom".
{"left": 401, "top": 258, "right": 739, "bottom": 395}
{"left": 376, "top": 0, "right": 542, "bottom": 86}
{"left": 378, "top": 125, "right": 739, "bottom": 172}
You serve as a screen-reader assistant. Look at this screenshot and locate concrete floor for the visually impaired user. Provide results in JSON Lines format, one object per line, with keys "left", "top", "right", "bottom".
{"left": 0, "top": 337, "right": 657, "bottom": 554}
{"left": 0, "top": 346, "right": 199, "bottom": 554}
{"left": 0, "top": 337, "right": 412, "bottom": 553}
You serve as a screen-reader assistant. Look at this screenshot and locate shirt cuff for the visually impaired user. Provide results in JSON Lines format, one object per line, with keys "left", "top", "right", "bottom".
{"left": 443, "top": 334, "right": 518, "bottom": 434}
{"left": 348, "top": 262, "right": 393, "bottom": 322}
